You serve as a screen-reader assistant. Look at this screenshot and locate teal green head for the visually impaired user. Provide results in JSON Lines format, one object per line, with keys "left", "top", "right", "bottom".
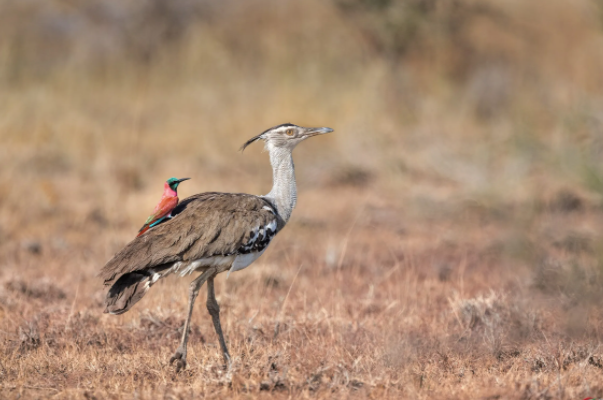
{"left": 166, "top": 177, "right": 190, "bottom": 191}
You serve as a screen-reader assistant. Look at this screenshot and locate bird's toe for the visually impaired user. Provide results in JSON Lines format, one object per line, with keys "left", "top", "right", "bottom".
{"left": 170, "top": 350, "right": 187, "bottom": 372}
{"left": 174, "top": 359, "right": 187, "bottom": 372}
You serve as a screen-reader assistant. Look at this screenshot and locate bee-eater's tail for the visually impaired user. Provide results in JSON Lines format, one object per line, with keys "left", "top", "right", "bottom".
{"left": 137, "top": 216, "right": 168, "bottom": 237}
{"left": 137, "top": 225, "right": 150, "bottom": 237}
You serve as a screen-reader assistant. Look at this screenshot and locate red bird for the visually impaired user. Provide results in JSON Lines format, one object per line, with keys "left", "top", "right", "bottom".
{"left": 137, "top": 177, "right": 190, "bottom": 237}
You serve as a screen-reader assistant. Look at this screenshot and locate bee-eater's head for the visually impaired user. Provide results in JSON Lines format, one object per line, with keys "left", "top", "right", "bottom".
{"left": 166, "top": 177, "right": 190, "bottom": 191}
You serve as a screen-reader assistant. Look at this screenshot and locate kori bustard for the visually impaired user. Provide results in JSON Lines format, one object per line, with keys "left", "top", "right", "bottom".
{"left": 100, "top": 123, "right": 333, "bottom": 371}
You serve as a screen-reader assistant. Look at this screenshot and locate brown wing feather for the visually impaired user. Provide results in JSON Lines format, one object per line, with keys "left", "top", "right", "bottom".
{"left": 100, "top": 192, "right": 282, "bottom": 286}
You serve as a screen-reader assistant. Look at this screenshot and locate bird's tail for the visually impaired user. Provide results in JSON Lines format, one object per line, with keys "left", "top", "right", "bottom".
{"left": 104, "top": 270, "right": 157, "bottom": 314}
{"left": 136, "top": 216, "right": 167, "bottom": 237}
{"left": 136, "top": 225, "right": 150, "bottom": 237}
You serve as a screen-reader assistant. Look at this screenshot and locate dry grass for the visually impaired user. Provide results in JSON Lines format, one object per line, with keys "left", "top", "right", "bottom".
{"left": 2, "top": 0, "right": 603, "bottom": 398}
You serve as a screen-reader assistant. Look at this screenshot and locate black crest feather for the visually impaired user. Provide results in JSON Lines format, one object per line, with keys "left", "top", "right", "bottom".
{"left": 240, "top": 134, "right": 263, "bottom": 151}
{"left": 240, "top": 123, "right": 296, "bottom": 151}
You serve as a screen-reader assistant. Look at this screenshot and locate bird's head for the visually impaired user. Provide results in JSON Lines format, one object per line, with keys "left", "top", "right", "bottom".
{"left": 166, "top": 177, "right": 190, "bottom": 191}
{"left": 241, "top": 123, "right": 333, "bottom": 152}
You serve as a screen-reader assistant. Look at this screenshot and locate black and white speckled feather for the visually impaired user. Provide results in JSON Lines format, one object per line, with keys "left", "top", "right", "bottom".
{"left": 237, "top": 218, "right": 277, "bottom": 255}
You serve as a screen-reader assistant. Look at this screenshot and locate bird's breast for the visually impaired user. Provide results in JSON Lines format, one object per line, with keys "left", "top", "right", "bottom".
{"left": 172, "top": 256, "right": 236, "bottom": 277}
{"left": 168, "top": 249, "right": 267, "bottom": 278}
{"left": 229, "top": 250, "right": 266, "bottom": 275}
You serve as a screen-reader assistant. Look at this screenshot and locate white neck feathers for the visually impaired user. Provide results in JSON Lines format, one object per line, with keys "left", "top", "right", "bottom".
{"left": 265, "top": 145, "right": 297, "bottom": 223}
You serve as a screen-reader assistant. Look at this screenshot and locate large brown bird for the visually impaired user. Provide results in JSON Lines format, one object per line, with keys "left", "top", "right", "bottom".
{"left": 100, "top": 124, "right": 333, "bottom": 371}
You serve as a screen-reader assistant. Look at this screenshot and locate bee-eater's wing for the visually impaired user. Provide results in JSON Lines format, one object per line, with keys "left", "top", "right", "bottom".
{"left": 138, "top": 197, "right": 179, "bottom": 234}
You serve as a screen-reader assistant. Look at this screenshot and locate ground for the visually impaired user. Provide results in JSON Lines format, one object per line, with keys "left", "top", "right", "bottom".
{"left": 2, "top": 176, "right": 603, "bottom": 399}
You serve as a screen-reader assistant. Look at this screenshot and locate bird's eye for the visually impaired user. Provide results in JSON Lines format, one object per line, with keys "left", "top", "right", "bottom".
{"left": 286, "top": 129, "right": 294, "bottom": 136}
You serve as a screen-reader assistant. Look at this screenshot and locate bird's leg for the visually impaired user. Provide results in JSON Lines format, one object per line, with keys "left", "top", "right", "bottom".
{"left": 206, "top": 275, "right": 231, "bottom": 367}
{"left": 170, "top": 268, "right": 214, "bottom": 371}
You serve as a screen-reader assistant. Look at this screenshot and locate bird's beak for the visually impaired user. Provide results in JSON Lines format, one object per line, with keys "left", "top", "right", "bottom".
{"left": 303, "top": 127, "right": 334, "bottom": 138}
{"left": 176, "top": 178, "right": 190, "bottom": 183}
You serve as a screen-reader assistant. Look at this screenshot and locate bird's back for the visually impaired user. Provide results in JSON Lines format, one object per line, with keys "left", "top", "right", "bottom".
{"left": 100, "top": 192, "right": 284, "bottom": 286}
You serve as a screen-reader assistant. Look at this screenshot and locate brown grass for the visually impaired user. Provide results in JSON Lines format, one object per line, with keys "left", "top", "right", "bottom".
{"left": 2, "top": 0, "right": 603, "bottom": 398}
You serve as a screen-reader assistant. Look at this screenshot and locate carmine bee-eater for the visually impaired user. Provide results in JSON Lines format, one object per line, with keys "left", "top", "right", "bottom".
{"left": 137, "top": 177, "right": 190, "bottom": 237}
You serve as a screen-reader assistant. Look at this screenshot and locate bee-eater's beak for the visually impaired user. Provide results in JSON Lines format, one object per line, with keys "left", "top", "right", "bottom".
{"left": 176, "top": 178, "right": 190, "bottom": 183}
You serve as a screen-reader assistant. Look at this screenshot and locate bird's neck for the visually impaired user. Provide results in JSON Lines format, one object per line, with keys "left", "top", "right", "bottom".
{"left": 163, "top": 184, "right": 177, "bottom": 198}
{"left": 265, "top": 146, "right": 297, "bottom": 223}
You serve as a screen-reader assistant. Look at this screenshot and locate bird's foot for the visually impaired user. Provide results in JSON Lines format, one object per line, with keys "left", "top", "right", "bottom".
{"left": 170, "top": 348, "right": 187, "bottom": 372}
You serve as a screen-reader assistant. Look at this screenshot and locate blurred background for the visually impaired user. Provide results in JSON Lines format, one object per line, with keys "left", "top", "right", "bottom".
{"left": 1, "top": 0, "right": 603, "bottom": 224}
{"left": 2, "top": 0, "right": 603, "bottom": 397}
{"left": 1, "top": 0, "right": 603, "bottom": 213}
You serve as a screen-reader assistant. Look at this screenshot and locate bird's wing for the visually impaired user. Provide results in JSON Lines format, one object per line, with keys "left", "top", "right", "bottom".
{"left": 100, "top": 192, "right": 283, "bottom": 286}
{"left": 142, "top": 197, "right": 178, "bottom": 226}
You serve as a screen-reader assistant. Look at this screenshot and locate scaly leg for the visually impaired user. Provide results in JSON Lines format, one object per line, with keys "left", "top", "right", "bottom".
{"left": 206, "top": 275, "right": 231, "bottom": 366}
{"left": 170, "top": 268, "right": 214, "bottom": 371}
